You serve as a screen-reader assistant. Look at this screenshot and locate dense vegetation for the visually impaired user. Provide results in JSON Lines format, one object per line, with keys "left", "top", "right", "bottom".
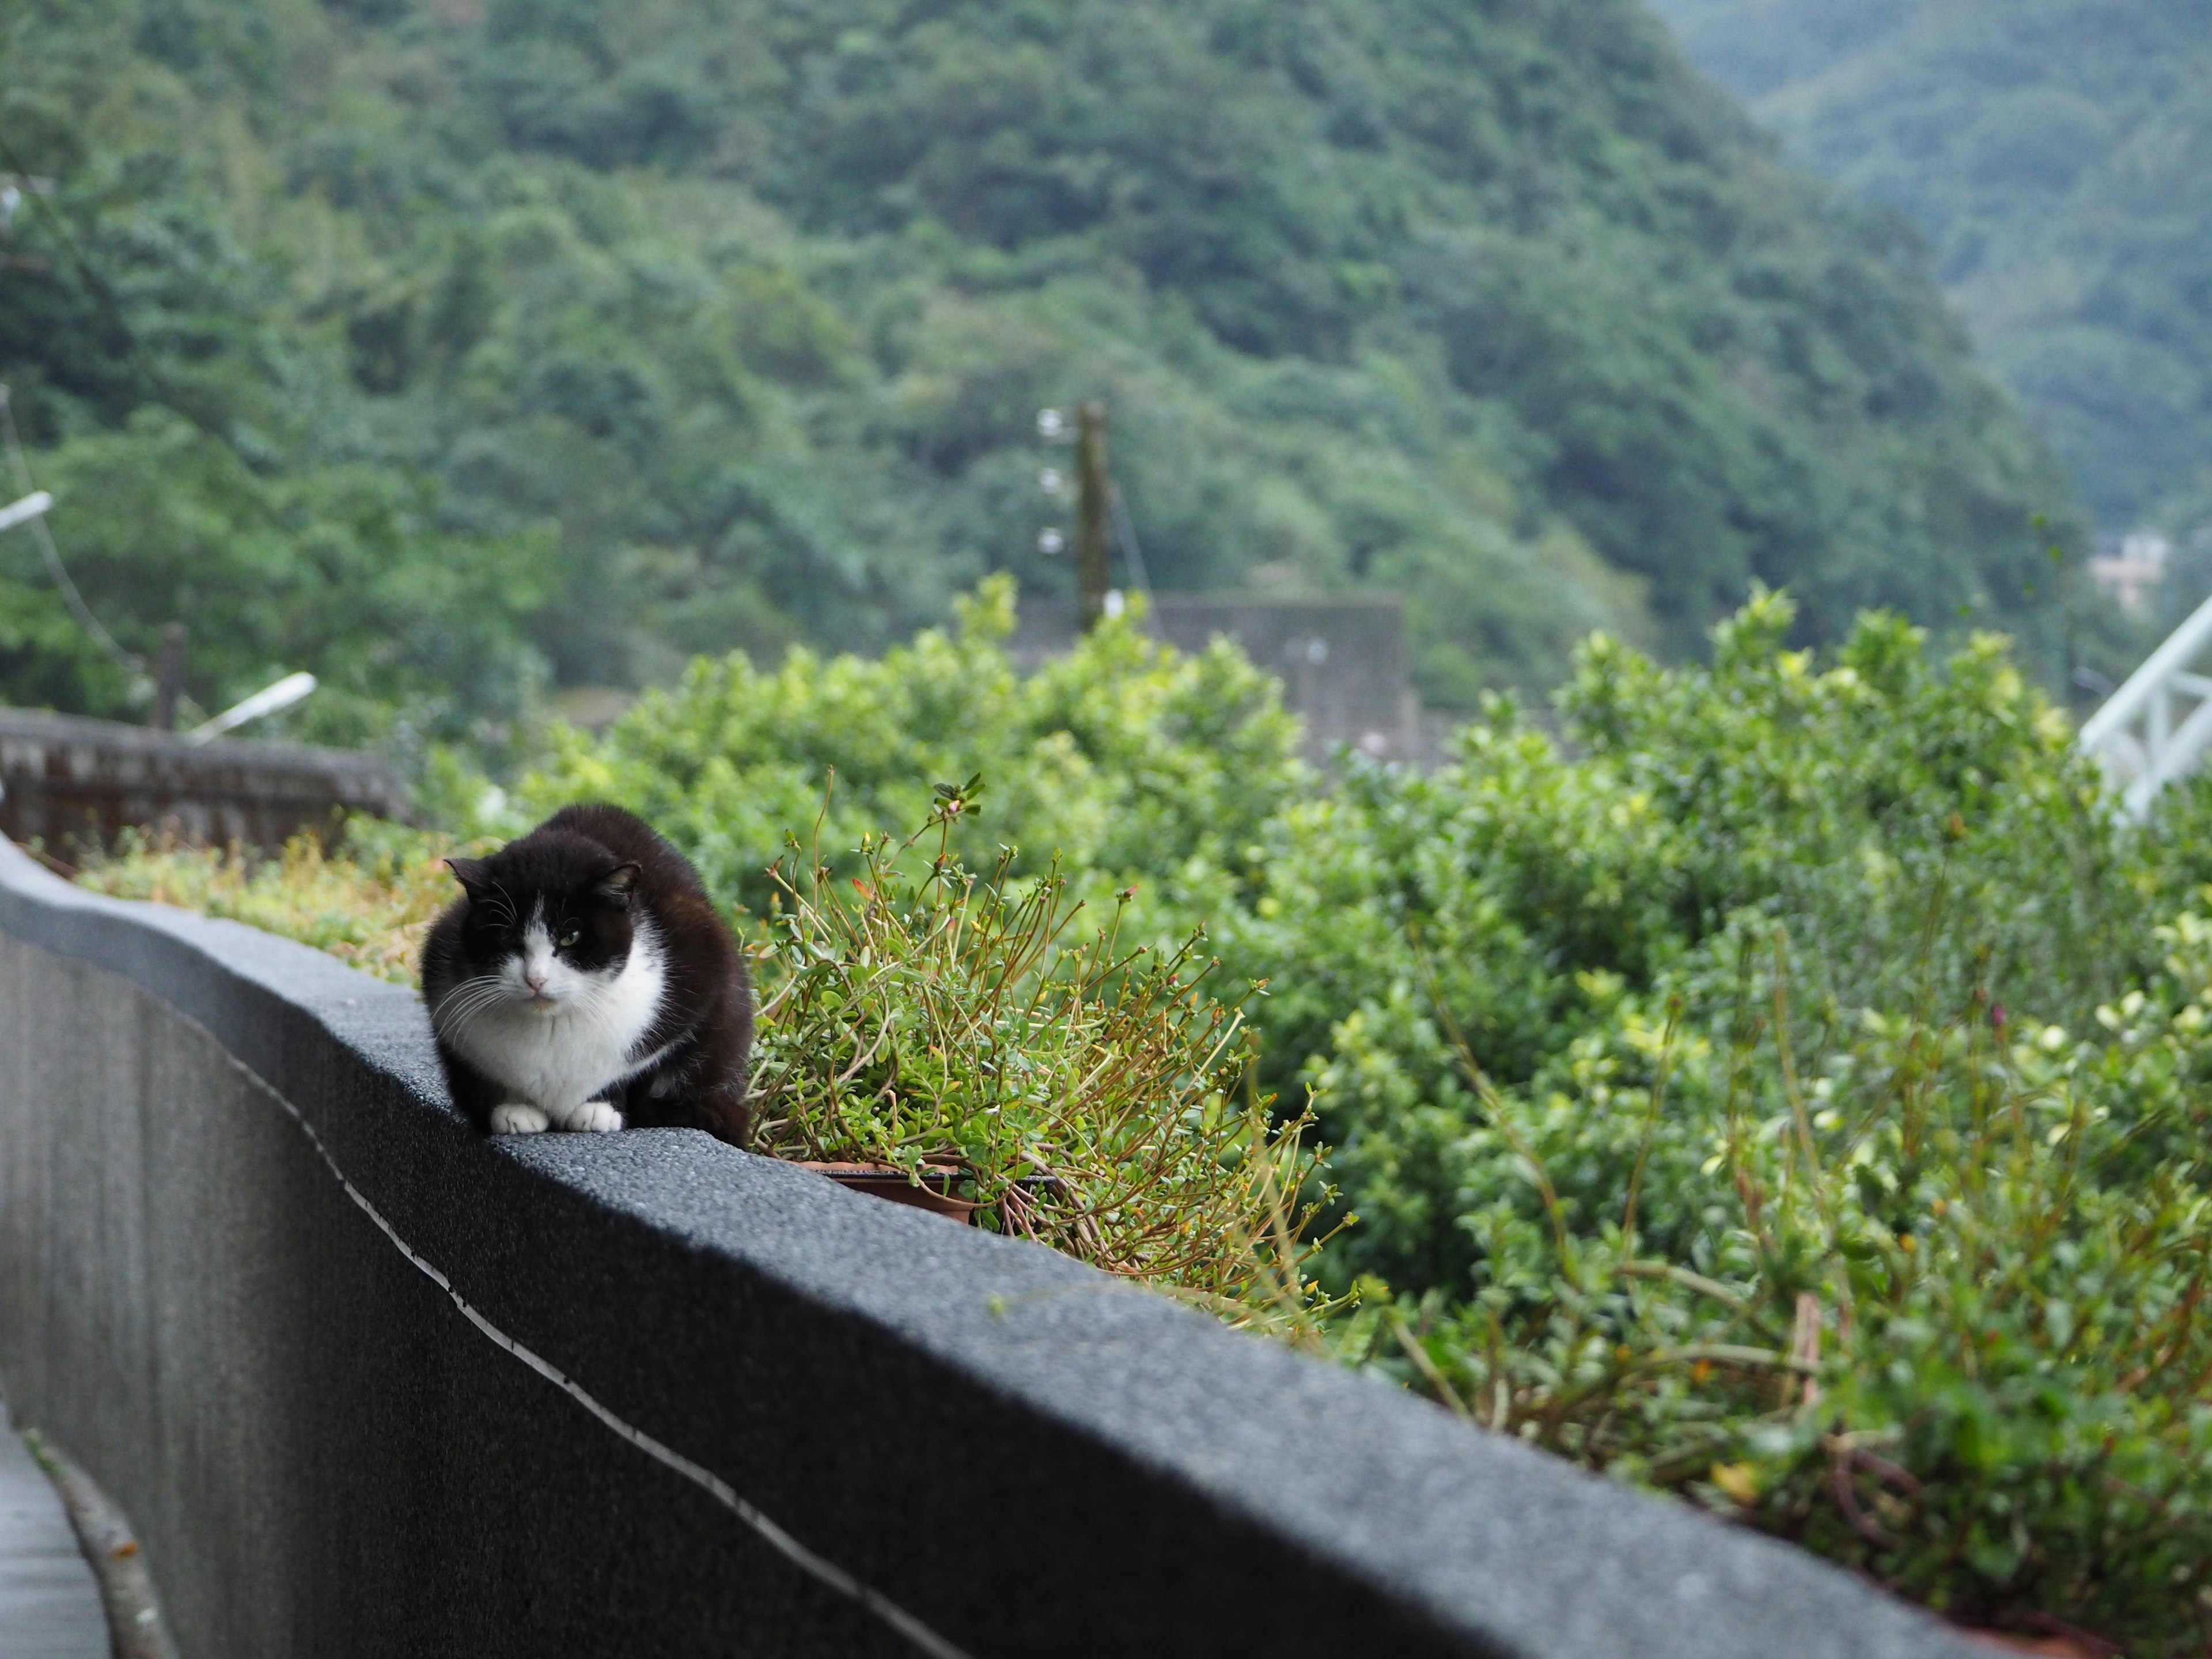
{"left": 84, "top": 589, "right": 2212, "bottom": 1647}
{"left": 1, "top": 0, "right": 2095, "bottom": 745}
{"left": 1649, "top": 0, "right": 2212, "bottom": 543}
{"left": 1219, "top": 594, "right": 2212, "bottom": 1646}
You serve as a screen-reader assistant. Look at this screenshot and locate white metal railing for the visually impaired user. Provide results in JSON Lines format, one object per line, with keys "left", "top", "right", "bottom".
{"left": 2079, "top": 590, "right": 2212, "bottom": 820}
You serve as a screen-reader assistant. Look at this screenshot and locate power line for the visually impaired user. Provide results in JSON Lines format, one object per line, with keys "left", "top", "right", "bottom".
{"left": 0, "top": 117, "right": 282, "bottom": 531}
{"left": 0, "top": 125, "right": 149, "bottom": 408}
{"left": 1108, "top": 480, "right": 1160, "bottom": 635}
{"left": 0, "top": 384, "right": 142, "bottom": 673}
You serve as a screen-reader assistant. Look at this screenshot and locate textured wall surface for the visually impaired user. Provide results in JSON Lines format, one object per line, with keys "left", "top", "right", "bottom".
{"left": 0, "top": 840, "right": 1981, "bottom": 1659}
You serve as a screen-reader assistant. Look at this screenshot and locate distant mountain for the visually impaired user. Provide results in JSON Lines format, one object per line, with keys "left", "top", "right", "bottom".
{"left": 1648, "top": 0, "right": 2212, "bottom": 537}
{"left": 0, "top": 0, "right": 2085, "bottom": 740}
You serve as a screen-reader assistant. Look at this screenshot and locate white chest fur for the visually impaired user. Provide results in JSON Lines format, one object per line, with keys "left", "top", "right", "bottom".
{"left": 434, "top": 915, "right": 670, "bottom": 1114}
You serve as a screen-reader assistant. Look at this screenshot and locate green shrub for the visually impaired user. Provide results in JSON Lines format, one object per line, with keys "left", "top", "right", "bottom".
{"left": 520, "top": 575, "right": 1306, "bottom": 915}
{"left": 1219, "top": 591, "right": 2153, "bottom": 1294}
{"left": 1327, "top": 940, "right": 2212, "bottom": 1646}
{"left": 1222, "top": 592, "right": 2211, "bottom": 1649}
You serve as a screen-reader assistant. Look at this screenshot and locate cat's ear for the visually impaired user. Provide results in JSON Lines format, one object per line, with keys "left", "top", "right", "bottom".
{"left": 445, "top": 857, "right": 490, "bottom": 896}
{"left": 595, "top": 862, "right": 641, "bottom": 906}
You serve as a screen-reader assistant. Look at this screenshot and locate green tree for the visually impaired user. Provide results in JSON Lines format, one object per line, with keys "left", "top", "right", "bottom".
{"left": 0, "top": 0, "right": 2100, "bottom": 738}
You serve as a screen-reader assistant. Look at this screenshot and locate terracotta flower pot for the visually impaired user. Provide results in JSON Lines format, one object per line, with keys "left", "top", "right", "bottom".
{"left": 795, "top": 1162, "right": 1064, "bottom": 1229}
{"left": 1958, "top": 1626, "right": 2113, "bottom": 1657}
{"left": 799, "top": 1161, "right": 981, "bottom": 1223}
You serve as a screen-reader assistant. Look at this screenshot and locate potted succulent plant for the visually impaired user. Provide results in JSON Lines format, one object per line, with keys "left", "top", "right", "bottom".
{"left": 746, "top": 779, "right": 1331, "bottom": 1304}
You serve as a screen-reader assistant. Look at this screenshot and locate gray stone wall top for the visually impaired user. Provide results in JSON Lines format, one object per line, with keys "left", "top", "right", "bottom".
{"left": 0, "top": 707, "right": 407, "bottom": 852}
{"left": 0, "top": 707, "right": 396, "bottom": 774}
{"left": 0, "top": 838, "right": 1979, "bottom": 1658}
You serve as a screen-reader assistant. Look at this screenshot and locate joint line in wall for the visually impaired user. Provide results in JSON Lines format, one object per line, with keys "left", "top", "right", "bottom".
{"left": 215, "top": 1045, "right": 975, "bottom": 1659}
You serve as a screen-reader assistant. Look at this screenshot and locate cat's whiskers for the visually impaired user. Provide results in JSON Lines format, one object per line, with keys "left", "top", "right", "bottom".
{"left": 430, "top": 999, "right": 499, "bottom": 1050}
{"left": 431, "top": 972, "right": 508, "bottom": 1017}
{"left": 430, "top": 975, "right": 522, "bottom": 1045}
{"left": 429, "top": 979, "right": 493, "bottom": 1033}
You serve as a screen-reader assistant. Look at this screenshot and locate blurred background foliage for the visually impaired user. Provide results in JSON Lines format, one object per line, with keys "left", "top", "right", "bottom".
{"left": 1648, "top": 0, "right": 2212, "bottom": 554}
{"left": 0, "top": 0, "right": 2119, "bottom": 758}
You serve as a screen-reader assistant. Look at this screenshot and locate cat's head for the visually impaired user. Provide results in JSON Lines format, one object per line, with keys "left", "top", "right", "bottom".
{"left": 444, "top": 830, "right": 643, "bottom": 1012}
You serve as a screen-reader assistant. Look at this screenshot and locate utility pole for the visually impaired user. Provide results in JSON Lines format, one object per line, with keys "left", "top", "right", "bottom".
{"left": 153, "top": 623, "right": 186, "bottom": 732}
{"left": 1075, "top": 401, "right": 1112, "bottom": 631}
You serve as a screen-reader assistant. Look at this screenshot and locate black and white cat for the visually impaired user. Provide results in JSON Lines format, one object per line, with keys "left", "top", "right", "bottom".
{"left": 421, "top": 804, "right": 752, "bottom": 1145}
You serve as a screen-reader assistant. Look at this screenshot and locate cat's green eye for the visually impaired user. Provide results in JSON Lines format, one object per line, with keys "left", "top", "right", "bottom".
{"left": 559, "top": 928, "right": 581, "bottom": 948}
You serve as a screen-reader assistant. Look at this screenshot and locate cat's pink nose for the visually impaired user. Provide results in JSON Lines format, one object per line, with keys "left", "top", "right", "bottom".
{"left": 525, "top": 968, "right": 548, "bottom": 993}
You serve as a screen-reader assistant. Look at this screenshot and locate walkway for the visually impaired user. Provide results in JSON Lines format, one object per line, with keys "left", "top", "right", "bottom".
{"left": 0, "top": 1404, "right": 107, "bottom": 1659}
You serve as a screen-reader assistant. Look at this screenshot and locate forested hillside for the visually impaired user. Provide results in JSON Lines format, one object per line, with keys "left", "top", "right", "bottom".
{"left": 1, "top": 0, "right": 2082, "bottom": 751}
{"left": 1648, "top": 0, "right": 2212, "bottom": 537}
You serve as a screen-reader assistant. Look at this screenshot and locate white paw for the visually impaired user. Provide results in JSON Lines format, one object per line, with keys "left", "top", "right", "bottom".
{"left": 489, "top": 1103, "right": 551, "bottom": 1135}
{"left": 559, "top": 1100, "right": 624, "bottom": 1134}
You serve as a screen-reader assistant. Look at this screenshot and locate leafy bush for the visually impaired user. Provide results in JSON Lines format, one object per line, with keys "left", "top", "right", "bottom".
{"left": 1218, "top": 592, "right": 2149, "bottom": 1291}
{"left": 1218, "top": 593, "right": 2211, "bottom": 1649}
{"left": 1327, "top": 944, "right": 2212, "bottom": 1647}
{"left": 519, "top": 576, "right": 1305, "bottom": 914}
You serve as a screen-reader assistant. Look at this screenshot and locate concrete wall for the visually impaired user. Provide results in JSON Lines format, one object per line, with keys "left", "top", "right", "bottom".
{"left": 0, "top": 839, "right": 1979, "bottom": 1659}
{"left": 0, "top": 708, "right": 406, "bottom": 856}
{"left": 1010, "top": 594, "right": 1433, "bottom": 765}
